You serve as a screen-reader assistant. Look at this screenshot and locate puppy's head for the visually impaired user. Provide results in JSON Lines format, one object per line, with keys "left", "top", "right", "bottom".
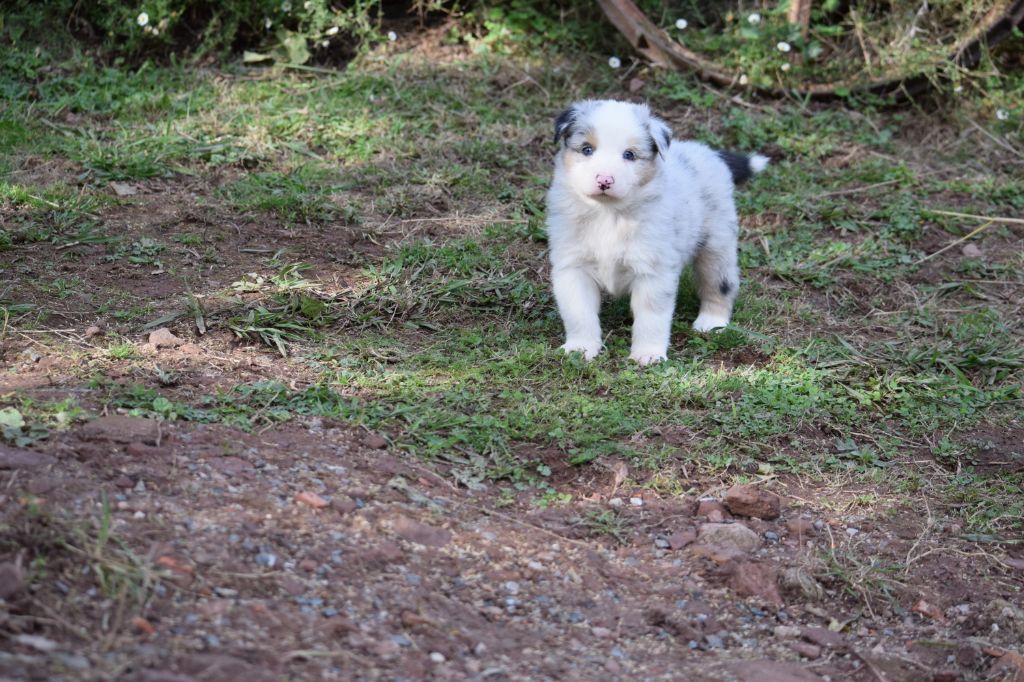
{"left": 552, "top": 100, "right": 671, "bottom": 202}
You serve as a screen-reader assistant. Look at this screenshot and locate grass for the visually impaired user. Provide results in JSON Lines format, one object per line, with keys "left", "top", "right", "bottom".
{"left": 1, "top": 29, "right": 1022, "bottom": 554}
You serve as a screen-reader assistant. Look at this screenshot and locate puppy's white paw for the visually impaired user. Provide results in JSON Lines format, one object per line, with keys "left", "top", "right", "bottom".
{"left": 692, "top": 314, "right": 730, "bottom": 333}
{"left": 561, "top": 339, "right": 602, "bottom": 361}
{"left": 629, "top": 349, "right": 667, "bottom": 366}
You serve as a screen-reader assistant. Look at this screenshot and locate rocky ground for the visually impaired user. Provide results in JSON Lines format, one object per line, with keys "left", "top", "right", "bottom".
{"left": 2, "top": 384, "right": 1023, "bottom": 680}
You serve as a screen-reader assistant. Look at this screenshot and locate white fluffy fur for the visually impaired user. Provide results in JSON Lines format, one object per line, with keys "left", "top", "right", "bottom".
{"left": 546, "top": 99, "right": 767, "bottom": 365}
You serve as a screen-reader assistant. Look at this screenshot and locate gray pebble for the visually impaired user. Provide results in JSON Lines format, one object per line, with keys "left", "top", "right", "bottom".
{"left": 504, "top": 581, "right": 520, "bottom": 595}
{"left": 687, "top": 640, "right": 699, "bottom": 649}
{"left": 654, "top": 537, "right": 670, "bottom": 549}
{"left": 392, "top": 634, "right": 412, "bottom": 647}
{"left": 704, "top": 634, "right": 724, "bottom": 649}
{"left": 254, "top": 552, "right": 277, "bottom": 568}
{"left": 813, "top": 520, "right": 825, "bottom": 530}
{"left": 53, "top": 653, "right": 91, "bottom": 670}
{"left": 322, "top": 607, "right": 339, "bottom": 617}
{"left": 764, "top": 531, "right": 779, "bottom": 542}
{"left": 205, "top": 634, "right": 220, "bottom": 647}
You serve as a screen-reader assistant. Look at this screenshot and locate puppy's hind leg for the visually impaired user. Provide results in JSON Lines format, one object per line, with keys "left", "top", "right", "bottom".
{"left": 552, "top": 267, "right": 604, "bottom": 360}
{"left": 692, "top": 229, "right": 740, "bottom": 333}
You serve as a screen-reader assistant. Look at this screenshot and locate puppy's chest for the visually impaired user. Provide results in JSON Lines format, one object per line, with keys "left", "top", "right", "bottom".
{"left": 576, "top": 223, "right": 659, "bottom": 296}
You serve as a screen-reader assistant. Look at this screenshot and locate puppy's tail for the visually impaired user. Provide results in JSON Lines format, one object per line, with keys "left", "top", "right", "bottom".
{"left": 716, "top": 151, "right": 770, "bottom": 185}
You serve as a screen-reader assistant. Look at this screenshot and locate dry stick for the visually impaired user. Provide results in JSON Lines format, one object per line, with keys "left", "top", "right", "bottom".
{"left": 929, "top": 209, "right": 1024, "bottom": 226}
{"left": 968, "top": 119, "right": 1024, "bottom": 160}
{"left": 913, "top": 220, "right": 995, "bottom": 265}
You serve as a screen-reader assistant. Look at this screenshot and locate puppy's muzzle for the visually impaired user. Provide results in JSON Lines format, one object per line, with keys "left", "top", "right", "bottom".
{"left": 595, "top": 174, "right": 615, "bottom": 192}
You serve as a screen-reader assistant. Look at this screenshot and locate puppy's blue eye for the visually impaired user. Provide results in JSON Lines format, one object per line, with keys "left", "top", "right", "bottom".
{"left": 581, "top": 144, "right": 594, "bottom": 156}
{"left": 623, "top": 150, "right": 636, "bottom": 161}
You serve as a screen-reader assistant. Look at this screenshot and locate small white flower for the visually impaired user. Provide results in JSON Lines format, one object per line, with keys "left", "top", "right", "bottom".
{"left": 281, "top": 1, "right": 292, "bottom": 11}
{"left": 304, "top": 1, "right": 313, "bottom": 8}
{"left": 777, "top": 41, "right": 791, "bottom": 53}
{"left": 143, "top": 24, "right": 153, "bottom": 34}
{"left": 675, "top": 18, "right": 688, "bottom": 30}
{"left": 264, "top": 17, "right": 273, "bottom": 29}
{"left": 151, "top": 27, "right": 160, "bottom": 36}
{"left": 748, "top": 12, "right": 761, "bottom": 24}
{"left": 387, "top": 30, "right": 398, "bottom": 42}
{"left": 996, "top": 109, "right": 1009, "bottom": 121}
{"left": 608, "top": 56, "right": 622, "bottom": 69}
{"left": 321, "top": 40, "right": 329, "bottom": 48}
{"left": 137, "top": 12, "right": 149, "bottom": 27}
{"left": 953, "top": 85, "right": 963, "bottom": 94}
{"left": 780, "top": 63, "right": 791, "bottom": 71}
{"left": 739, "top": 74, "right": 749, "bottom": 85}
{"left": 325, "top": 25, "right": 339, "bottom": 36}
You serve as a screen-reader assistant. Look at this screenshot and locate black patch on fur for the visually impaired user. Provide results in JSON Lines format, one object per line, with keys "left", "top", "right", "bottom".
{"left": 717, "top": 150, "right": 754, "bottom": 185}
{"left": 695, "top": 235, "right": 708, "bottom": 252}
{"left": 719, "top": 280, "right": 732, "bottom": 296}
{"left": 553, "top": 107, "right": 577, "bottom": 145}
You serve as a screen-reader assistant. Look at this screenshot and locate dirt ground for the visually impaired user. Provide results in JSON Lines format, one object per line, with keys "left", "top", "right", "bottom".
{"left": 2, "top": 170, "right": 1024, "bottom": 682}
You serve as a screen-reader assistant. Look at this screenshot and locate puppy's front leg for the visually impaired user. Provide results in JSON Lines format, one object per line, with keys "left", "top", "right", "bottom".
{"left": 629, "top": 275, "right": 678, "bottom": 365}
{"left": 552, "top": 267, "right": 603, "bottom": 360}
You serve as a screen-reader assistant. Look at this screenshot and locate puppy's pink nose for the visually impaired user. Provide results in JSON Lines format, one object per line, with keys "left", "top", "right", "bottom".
{"left": 596, "top": 174, "right": 615, "bottom": 190}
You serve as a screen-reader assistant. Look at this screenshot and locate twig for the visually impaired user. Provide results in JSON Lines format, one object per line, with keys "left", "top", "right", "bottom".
{"left": 913, "top": 220, "right": 995, "bottom": 265}
{"left": 820, "top": 179, "right": 902, "bottom": 197}
{"left": 927, "top": 209, "right": 1024, "bottom": 226}
{"left": 968, "top": 119, "right": 1024, "bottom": 160}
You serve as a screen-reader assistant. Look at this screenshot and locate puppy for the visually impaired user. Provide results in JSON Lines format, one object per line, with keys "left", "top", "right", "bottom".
{"left": 545, "top": 99, "right": 768, "bottom": 365}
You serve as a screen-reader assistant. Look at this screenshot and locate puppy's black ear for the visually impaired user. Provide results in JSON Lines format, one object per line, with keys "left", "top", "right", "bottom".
{"left": 553, "top": 106, "right": 577, "bottom": 145}
{"left": 648, "top": 116, "right": 672, "bottom": 158}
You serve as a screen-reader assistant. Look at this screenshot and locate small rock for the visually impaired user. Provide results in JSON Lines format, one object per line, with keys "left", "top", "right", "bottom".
{"left": 724, "top": 484, "right": 782, "bottom": 520}
{"left": 254, "top": 552, "right": 277, "bottom": 568}
{"left": 697, "top": 523, "right": 762, "bottom": 554}
{"left": 988, "top": 650, "right": 1024, "bottom": 680}
{"left": 773, "top": 625, "right": 802, "bottom": 639}
{"left": 331, "top": 495, "right": 357, "bottom": 514}
{"left": 765, "top": 531, "right": 779, "bottom": 542}
{"left": 591, "top": 626, "right": 613, "bottom": 638}
{"left": 731, "top": 660, "right": 822, "bottom": 682}
{"left": 629, "top": 497, "right": 644, "bottom": 507}
{"left": 213, "top": 587, "right": 238, "bottom": 598}
{"left": 84, "top": 325, "right": 104, "bottom": 338}
{"left": 363, "top": 433, "right": 388, "bottom": 449}
{"left": 961, "top": 243, "right": 982, "bottom": 258}
{"left": 504, "top": 581, "right": 520, "bottom": 595}
{"left": 932, "top": 671, "right": 959, "bottom": 682}
{"left": 800, "top": 626, "right": 846, "bottom": 650}
{"left": 730, "top": 561, "right": 783, "bottom": 606}
{"left": 791, "top": 642, "right": 821, "bottom": 659}
{"left": 298, "top": 559, "right": 318, "bottom": 572}
{"left": 296, "top": 491, "right": 329, "bottom": 509}
{"left": 148, "top": 327, "right": 184, "bottom": 349}
{"left": 609, "top": 497, "right": 624, "bottom": 507}
{"left": 80, "top": 415, "right": 160, "bottom": 444}
{"left": 110, "top": 181, "right": 138, "bottom": 196}
{"left": 912, "top": 598, "right": 947, "bottom": 623}
{"left": 846, "top": 527, "right": 859, "bottom": 537}
{"left": 654, "top": 537, "right": 670, "bottom": 549}
{"left": 704, "top": 634, "right": 724, "bottom": 649}
{"left": 429, "top": 652, "right": 446, "bottom": 664}
{"left": 392, "top": 515, "right": 452, "bottom": 548}
{"left": 668, "top": 528, "right": 697, "bottom": 549}
{"left": 786, "top": 517, "right": 818, "bottom": 537}
{"left": 697, "top": 499, "right": 729, "bottom": 519}
{"left": 13, "top": 633, "right": 57, "bottom": 652}
{"left": 0, "top": 445, "right": 56, "bottom": 470}
{"left": 628, "top": 77, "right": 646, "bottom": 93}
{"left": 53, "top": 652, "right": 91, "bottom": 670}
